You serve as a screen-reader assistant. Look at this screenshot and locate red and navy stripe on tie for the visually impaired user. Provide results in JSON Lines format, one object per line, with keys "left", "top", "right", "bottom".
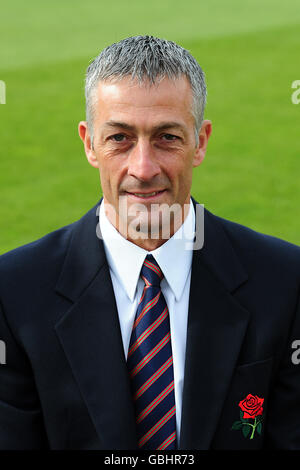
{"left": 127, "top": 254, "right": 177, "bottom": 450}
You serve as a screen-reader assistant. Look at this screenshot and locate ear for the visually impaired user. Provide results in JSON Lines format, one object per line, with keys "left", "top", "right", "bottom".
{"left": 78, "top": 121, "right": 99, "bottom": 168}
{"left": 193, "top": 119, "right": 212, "bottom": 167}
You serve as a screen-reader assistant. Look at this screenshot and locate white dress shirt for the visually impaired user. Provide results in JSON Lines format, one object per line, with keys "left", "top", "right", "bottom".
{"left": 99, "top": 198, "right": 195, "bottom": 442}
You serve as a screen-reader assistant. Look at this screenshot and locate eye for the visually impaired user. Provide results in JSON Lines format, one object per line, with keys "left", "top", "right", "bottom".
{"left": 109, "top": 133, "right": 127, "bottom": 142}
{"left": 161, "top": 133, "right": 179, "bottom": 141}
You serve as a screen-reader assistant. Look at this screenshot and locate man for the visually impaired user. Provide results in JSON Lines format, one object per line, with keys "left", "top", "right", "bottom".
{"left": 0, "top": 36, "right": 299, "bottom": 450}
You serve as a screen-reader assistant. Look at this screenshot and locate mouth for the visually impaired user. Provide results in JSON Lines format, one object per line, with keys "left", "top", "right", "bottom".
{"left": 124, "top": 190, "right": 167, "bottom": 200}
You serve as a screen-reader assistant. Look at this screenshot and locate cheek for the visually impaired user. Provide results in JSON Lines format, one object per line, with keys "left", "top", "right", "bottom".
{"left": 174, "top": 158, "right": 193, "bottom": 186}
{"left": 179, "top": 172, "right": 193, "bottom": 196}
{"left": 98, "top": 158, "right": 126, "bottom": 194}
{"left": 174, "top": 163, "right": 194, "bottom": 202}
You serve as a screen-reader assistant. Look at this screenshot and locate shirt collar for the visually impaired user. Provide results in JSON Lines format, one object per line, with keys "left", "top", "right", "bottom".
{"left": 99, "top": 199, "right": 195, "bottom": 302}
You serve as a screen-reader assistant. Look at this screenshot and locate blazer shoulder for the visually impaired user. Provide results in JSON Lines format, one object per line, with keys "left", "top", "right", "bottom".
{"left": 0, "top": 221, "right": 75, "bottom": 283}
{"left": 0, "top": 201, "right": 101, "bottom": 294}
{"left": 206, "top": 210, "right": 300, "bottom": 276}
{"left": 0, "top": 201, "right": 101, "bottom": 272}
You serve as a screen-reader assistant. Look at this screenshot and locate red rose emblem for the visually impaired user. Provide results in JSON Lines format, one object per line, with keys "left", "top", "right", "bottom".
{"left": 239, "top": 394, "right": 264, "bottom": 419}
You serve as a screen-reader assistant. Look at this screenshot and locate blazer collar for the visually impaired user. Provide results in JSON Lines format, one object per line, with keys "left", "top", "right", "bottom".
{"left": 190, "top": 196, "right": 248, "bottom": 292}
{"left": 55, "top": 201, "right": 105, "bottom": 302}
{"left": 55, "top": 197, "right": 248, "bottom": 301}
{"left": 54, "top": 198, "right": 250, "bottom": 449}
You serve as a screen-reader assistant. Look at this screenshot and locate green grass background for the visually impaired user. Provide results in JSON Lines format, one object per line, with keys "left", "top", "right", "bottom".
{"left": 1, "top": 0, "right": 299, "bottom": 253}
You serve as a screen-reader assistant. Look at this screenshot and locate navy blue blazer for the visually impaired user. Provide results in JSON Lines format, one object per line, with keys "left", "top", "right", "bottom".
{"left": 0, "top": 198, "right": 299, "bottom": 449}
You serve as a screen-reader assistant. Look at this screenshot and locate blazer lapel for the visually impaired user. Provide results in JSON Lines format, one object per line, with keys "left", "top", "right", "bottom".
{"left": 179, "top": 202, "right": 250, "bottom": 450}
{"left": 54, "top": 201, "right": 138, "bottom": 449}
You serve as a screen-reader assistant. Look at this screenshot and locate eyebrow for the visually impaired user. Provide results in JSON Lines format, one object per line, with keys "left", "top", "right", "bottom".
{"left": 102, "top": 120, "right": 187, "bottom": 133}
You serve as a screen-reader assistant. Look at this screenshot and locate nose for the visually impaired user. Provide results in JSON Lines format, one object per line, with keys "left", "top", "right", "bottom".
{"left": 127, "top": 138, "right": 161, "bottom": 181}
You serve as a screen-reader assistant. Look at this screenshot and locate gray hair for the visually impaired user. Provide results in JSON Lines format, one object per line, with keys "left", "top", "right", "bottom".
{"left": 84, "top": 36, "right": 207, "bottom": 146}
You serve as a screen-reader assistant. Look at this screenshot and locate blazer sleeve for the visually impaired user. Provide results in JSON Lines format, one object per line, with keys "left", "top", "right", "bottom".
{"left": 0, "top": 301, "right": 48, "bottom": 449}
{"left": 264, "top": 289, "right": 300, "bottom": 449}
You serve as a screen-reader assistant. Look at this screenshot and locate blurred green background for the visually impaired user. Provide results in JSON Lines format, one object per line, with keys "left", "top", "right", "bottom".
{"left": 0, "top": 0, "right": 299, "bottom": 254}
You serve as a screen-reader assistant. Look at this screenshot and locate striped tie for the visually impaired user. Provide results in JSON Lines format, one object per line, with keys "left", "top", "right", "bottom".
{"left": 127, "top": 254, "right": 177, "bottom": 450}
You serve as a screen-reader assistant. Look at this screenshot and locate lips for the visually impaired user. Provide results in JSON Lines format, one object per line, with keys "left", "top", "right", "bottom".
{"left": 132, "top": 191, "right": 158, "bottom": 197}
{"left": 125, "top": 190, "right": 166, "bottom": 199}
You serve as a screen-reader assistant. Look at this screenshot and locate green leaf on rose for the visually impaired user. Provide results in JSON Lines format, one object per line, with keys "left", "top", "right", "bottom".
{"left": 257, "top": 422, "right": 262, "bottom": 435}
{"left": 242, "top": 425, "right": 250, "bottom": 438}
{"left": 231, "top": 421, "right": 243, "bottom": 430}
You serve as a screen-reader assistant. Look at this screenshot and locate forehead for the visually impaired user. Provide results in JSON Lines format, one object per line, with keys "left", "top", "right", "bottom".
{"left": 94, "top": 76, "right": 194, "bottom": 128}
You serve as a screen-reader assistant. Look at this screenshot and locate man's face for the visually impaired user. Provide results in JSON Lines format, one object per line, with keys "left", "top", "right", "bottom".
{"left": 79, "top": 76, "right": 211, "bottom": 245}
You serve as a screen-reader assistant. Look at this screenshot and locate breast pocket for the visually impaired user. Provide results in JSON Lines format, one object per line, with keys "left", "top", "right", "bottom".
{"left": 211, "top": 356, "right": 274, "bottom": 449}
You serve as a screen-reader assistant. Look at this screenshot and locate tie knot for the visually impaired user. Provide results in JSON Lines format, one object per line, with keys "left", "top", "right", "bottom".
{"left": 141, "top": 254, "right": 163, "bottom": 288}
